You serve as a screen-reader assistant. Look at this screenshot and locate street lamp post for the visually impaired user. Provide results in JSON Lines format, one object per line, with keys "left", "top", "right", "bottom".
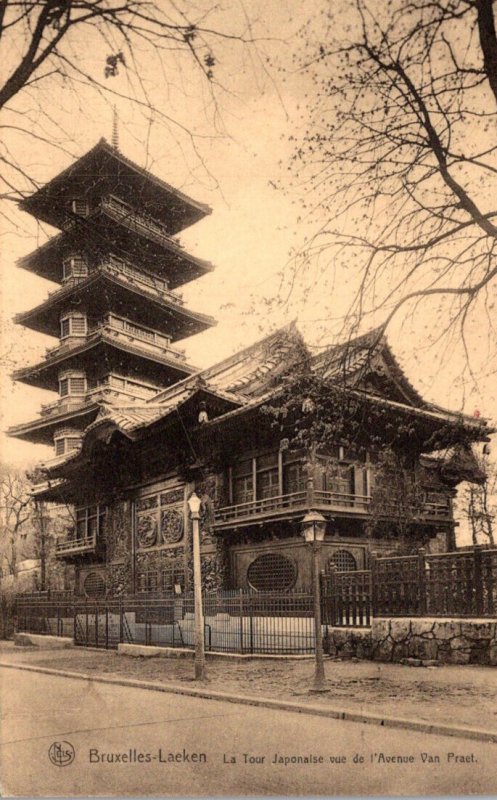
{"left": 302, "top": 511, "right": 329, "bottom": 693}
{"left": 187, "top": 491, "right": 206, "bottom": 681}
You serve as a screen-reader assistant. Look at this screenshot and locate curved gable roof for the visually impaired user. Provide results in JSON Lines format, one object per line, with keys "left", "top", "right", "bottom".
{"left": 310, "top": 327, "right": 425, "bottom": 407}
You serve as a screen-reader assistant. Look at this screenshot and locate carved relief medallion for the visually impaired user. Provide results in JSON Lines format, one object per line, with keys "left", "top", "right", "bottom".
{"left": 160, "top": 505, "right": 184, "bottom": 544}
{"left": 136, "top": 512, "right": 158, "bottom": 548}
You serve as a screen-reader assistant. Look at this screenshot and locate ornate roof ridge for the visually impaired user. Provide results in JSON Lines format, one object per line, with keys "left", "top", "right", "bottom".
{"left": 19, "top": 138, "right": 212, "bottom": 218}
{"left": 203, "top": 320, "right": 301, "bottom": 381}
{"left": 310, "top": 326, "right": 428, "bottom": 407}
{"left": 150, "top": 320, "right": 302, "bottom": 404}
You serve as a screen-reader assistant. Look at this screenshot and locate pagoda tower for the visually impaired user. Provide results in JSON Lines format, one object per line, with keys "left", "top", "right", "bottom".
{"left": 9, "top": 139, "right": 215, "bottom": 462}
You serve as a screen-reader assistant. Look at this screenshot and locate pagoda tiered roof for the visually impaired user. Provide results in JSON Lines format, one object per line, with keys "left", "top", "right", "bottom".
{"left": 17, "top": 205, "right": 214, "bottom": 289}
{"left": 12, "top": 329, "right": 198, "bottom": 392}
{"left": 14, "top": 269, "right": 215, "bottom": 341}
{"left": 19, "top": 139, "right": 211, "bottom": 235}
{"left": 11, "top": 140, "right": 219, "bottom": 459}
{"left": 8, "top": 403, "right": 100, "bottom": 445}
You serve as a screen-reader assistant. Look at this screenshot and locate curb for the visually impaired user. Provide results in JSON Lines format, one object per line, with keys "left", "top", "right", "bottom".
{"left": 117, "top": 643, "right": 314, "bottom": 661}
{"left": 1, "top": 660, "right": 497, "bottom": 745}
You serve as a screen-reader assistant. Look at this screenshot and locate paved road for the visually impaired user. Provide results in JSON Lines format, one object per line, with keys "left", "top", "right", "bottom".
{"left": 1, "top": 667, "right": 496, "bottom": 796}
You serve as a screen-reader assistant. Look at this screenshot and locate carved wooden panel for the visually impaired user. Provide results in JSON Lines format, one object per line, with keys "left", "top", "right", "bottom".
{"left": 160, "top": 506, "right": 184, "bottom": 545}
{"left": 135, "top": 489, "right": 184, "bottom": 549}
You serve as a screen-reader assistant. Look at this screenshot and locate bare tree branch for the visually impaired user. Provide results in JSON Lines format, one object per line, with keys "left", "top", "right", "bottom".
{"left": 285, "top": 0, "right": 497, "bottom": 375}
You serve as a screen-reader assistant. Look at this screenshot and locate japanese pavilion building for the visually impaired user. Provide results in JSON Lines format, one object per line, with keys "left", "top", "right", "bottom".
{"left": 9, "top": 139, "right": 490, "bottom": 598}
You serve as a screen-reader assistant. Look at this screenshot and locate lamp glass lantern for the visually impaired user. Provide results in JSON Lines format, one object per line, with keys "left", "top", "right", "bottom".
{"left": 302, "top": 511, "right": 326, "bottom": 544}
{"left": 188, "top": 491, "right": 202, "bottom": 516}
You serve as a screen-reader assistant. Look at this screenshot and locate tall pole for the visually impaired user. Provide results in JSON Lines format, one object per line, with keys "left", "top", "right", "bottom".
{"left": 35, "top": 500, "right": 47, "bottom": 591}
{"left": 311, "top": 537, "right": 328, "bottom": 692}
{"left": 191, "top": 506, "right": 207, "bottom": 681}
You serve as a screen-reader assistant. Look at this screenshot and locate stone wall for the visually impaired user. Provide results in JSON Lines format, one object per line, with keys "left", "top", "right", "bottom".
{"left": 325, "top": 618, "right": 497, "bottom": 665}
{"left": 324, "top": 626, "right": 372, "bottom": 659}
{"left": 425, "top": 529, "right": 453, "bottom": 554}
{"left": 372, "top": 618, "right": 497, "bottom": 665}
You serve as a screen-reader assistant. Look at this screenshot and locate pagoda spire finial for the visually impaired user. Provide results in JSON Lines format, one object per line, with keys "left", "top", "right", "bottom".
{"left": 112, "top": 106, "right": 119, "bottom": 151}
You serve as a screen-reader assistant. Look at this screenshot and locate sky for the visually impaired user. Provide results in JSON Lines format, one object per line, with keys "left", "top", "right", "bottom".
{"left": 1, "top": 0, "right": 495, "bottom": 548}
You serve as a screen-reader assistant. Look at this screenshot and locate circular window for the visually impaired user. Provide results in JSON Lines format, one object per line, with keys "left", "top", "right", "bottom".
{"left": 247, "top": 553, "right": 297, "bottom": 592}
{"left": 83, "top": 572, "right": 106, "bottom": 598}
{"left": 329, "top": 549, "right": 357, "bottom": 572}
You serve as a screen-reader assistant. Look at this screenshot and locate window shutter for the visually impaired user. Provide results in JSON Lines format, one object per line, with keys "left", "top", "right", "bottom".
{"left": 71, "top": 316, "right": 86, "bottom": 335}
{"left": 70, "top": 377, "right": 86, "bottom": 395}
{"left": 62, "top": 259, "right": 72, "bottom": 280}
{"left": 60, "top": 319, "right": 70, "bottom": 338}
{"left": 72, "top": 256, "right": 88, "bottom": 277}
{"left": 71, "top": 198, "right": 89, "bottom": 216}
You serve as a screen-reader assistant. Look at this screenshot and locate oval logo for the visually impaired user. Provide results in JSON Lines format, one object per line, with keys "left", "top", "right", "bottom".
{"left": 48, "top": 740, "right": 75, "bottom": 767}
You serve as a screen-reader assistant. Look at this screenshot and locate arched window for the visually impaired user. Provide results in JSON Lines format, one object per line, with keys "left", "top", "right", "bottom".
{"left": 329, "top": 549, "right": 357, "bottom": 572}
{"left": 247, "top": 553, "right": 297, "bottom": 592}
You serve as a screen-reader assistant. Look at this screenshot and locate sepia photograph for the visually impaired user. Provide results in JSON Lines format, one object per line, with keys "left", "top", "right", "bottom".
{"left": 0, "top": 0, "right": 496, "bottom": 796}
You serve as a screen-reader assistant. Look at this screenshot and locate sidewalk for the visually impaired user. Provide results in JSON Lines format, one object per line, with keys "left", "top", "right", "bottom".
{"left": 1, "top": 641, "right": 496, "bottom": 736}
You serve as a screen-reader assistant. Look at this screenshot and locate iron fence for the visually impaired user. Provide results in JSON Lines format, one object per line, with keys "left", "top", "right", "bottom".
{"left": 15, "top": 589, "right": 316, "bottom": 654}
{"left": 14, "top": 547, "right": 497, "bottom": 653}
{"left": 16, "top": 596, "right": 76, "bottom": 638}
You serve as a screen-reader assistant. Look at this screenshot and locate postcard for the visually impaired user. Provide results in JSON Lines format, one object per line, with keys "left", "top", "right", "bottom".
{"left": 1, "top": 0, "right": 496, "bottom": 796}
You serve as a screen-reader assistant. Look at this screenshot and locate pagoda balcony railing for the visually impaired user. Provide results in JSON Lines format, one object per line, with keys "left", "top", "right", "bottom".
{"left": 39, "top": 381, "right": 158, "bottom": 420}
{"left": 44, "top": 315, "right": 186, "bottom": 362}
{"left": 44, "top": 278, "right": 87, "bottom": 301}
{"left": 420, "top": 500, "right": 452, "bottom": 520}
{"left": 86, "top": 380, "right": 157, "bottom": 403}
{"left": 214, "top": 489, "right": 451, "bottom": 527}
{"left": 45, "top": 340, "right": 77, "bottom": 358}
{"left": 102, "top": 314, "right": 186, "bottom": 360}
{"left": 40, "top": 451, "right": 81, "bottom": 469}
{"left": 39, "top": 398, "right": 89, "bottom": 417}
{"left": 56, "top": 533, "right": 96, "bottom": 556}
{"left": 99, "top": 260, "right": 184, "bottom": 305}
{"left": 43, "top": 262, "right": 184, "bottom": 306}
{"left": 99, "top": 195, "right": 185, "bottom": 251}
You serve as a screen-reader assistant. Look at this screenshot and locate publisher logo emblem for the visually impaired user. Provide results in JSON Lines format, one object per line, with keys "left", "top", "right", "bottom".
{"left": 48, "top": 741, "right": 75, "bottom": 767}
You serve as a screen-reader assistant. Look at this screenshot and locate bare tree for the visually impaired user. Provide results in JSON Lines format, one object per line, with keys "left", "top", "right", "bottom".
{"left": 463, "top": 454, "right": 496, "bottom": 544}
{"left": 287, "top": 0, "right": 497, "bottom": 367}
{"left": 0, "top": 465, "right": 75, "bottom": 589}
{"left": 0, "top": 0, "right": 264, "bottom": 207}
{"left": 0, "top": 466, "right": 31, "bottom": 577}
